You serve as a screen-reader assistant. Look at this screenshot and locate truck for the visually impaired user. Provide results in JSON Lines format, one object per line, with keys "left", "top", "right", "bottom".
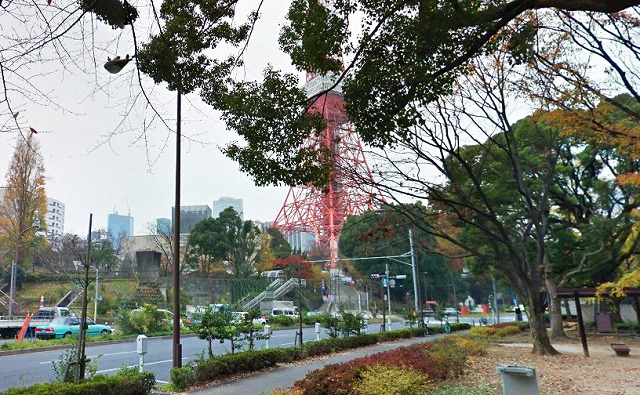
{"left": 0, "top": 307, "right": 71, "bottom": 339}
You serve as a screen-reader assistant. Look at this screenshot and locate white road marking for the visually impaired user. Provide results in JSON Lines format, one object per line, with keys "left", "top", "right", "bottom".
{"left": 95, "top": 358, "right": 188, "bottom": 374}
{"left": 40, "top": 350, "right": 137, "bottom": 365}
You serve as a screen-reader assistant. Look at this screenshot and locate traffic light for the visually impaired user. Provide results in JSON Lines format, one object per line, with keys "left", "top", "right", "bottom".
{"left": 370, "top": 274, "right": 380, "bottom": 279}
{"left": 395, "top": 275, "right": 407, "bottom": 280}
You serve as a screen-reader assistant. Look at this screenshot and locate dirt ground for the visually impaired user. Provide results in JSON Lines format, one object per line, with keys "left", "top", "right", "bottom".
{"left": 456, "top": 330, "right": 640, "bottom": 395}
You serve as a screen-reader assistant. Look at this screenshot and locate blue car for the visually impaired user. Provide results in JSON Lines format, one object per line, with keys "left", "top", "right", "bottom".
{"left": 35, "top": 316, "right": 112, "bottom": 339}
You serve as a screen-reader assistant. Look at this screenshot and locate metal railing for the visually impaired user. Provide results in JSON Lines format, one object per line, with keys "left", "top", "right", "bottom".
{"left": 242, "top": 278, "right": 306, "bottom": 310}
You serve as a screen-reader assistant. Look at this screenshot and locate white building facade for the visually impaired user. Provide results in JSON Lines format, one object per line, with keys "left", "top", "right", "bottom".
{"left": 46, "top": 198, "right": 65, "bottom": 238}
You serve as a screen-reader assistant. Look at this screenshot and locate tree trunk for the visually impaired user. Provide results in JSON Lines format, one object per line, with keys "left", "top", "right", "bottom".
{"left": 526, "top": 291, "right": 560, "bottom": 355}
{"left": 546, "top": 276, "right": 566, "bottom": 339}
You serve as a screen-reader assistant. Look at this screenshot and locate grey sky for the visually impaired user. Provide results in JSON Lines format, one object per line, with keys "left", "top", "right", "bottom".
{"left": 1, "top": 1, "right": 298, "bottom": 236}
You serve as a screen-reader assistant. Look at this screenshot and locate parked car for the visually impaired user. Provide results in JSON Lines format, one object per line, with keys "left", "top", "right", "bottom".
{"left": 33, "top": 307, "right": 72, "bottom": 321}
{"left": 35, "top": 317, "right": 112, "bottom": 339}
{"left": 271, "top": 307, "right": 300, "bottom": 318}
{"left": 232, "top": 311, "right": 270, "bottom": 325}
{"left": 444, "top": 308, "right": 459, "bottom": 316}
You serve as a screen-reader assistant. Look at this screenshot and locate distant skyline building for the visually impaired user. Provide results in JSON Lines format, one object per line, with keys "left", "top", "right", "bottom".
{"left": 172, "top": 205, "right": 212, "bottom": 234}
{"left": 108, "top": 212, "right": 134, "bottom": 249}
{"left": 156, "top": 218, "right": 172, "bottom": 235}
{"left": 287, "top": 230, "right": 316, "bottom": 253}
{"left": 212, "top": 197, "right": 243, "bottom": 220}
{"left": 46, "top": 198, "right": 65, "bottom": 238}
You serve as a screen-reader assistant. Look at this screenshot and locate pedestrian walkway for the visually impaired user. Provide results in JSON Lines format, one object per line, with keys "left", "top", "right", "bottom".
{"left": 186, "top": 335, "right": 437, "bottom": 395}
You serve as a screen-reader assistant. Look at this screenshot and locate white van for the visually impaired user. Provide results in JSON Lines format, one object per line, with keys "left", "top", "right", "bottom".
{"left": 271, "top": 307, "right": 299, "bottom": 318}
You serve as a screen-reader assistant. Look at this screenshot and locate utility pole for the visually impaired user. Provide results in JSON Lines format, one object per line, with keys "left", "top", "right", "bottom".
{"left": 409, "top": 229, "right": 418, "bottom": 312}
{"left": 75, "top": 214, "right": 93, "bottom": 383}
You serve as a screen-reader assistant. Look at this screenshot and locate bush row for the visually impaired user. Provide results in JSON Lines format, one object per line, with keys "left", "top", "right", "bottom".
{"left": 469, "top": 321, "right": 528, "bottom": 338}
{"left": 171, "top": 327, "right": 431, "bottom": 391}
{"left": 0, "top": 369, "right": 155, "bottom": 395}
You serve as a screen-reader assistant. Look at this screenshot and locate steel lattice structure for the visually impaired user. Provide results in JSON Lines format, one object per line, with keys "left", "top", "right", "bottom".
{"left": 272, "top": 73, "right": 382, "bottom": 269}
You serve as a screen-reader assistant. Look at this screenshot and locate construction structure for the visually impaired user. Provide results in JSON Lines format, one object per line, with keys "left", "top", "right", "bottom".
{"left": 272, "top": 71, "right": 382, "bottom": 269}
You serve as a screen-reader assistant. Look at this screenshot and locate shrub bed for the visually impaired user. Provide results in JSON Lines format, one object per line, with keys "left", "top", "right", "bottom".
{"left": 0, "top": 369, "right": 154, "bottom": 395}
{"left": 172, "top": 327, "right": 431, "bottom": 390}
{"left": 293, "top": 338, "right": 471, "bottom": 394}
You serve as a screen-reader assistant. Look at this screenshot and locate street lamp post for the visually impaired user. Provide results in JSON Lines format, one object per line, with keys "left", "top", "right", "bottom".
{"left": 93, "top": 266, "right": 99, "bottom": 322}
{"left": 104, "top": 56, "right": 183, "bottom": 368}
{"left": 385, "top": 264, "right": 391, "bottom": 329}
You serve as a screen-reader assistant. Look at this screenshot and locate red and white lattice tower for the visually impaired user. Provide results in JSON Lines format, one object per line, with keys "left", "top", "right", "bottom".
{"left": 272, "top": 72, "right": 382, "bottom": 269}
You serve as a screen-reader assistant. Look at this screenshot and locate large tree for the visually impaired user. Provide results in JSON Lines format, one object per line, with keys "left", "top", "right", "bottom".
{"left": 187, "top": 208, "right": 262, "bottom": 278}
{"left": 0, "top": 133, "right": 48, "bottom": 274}
{"left": 339, "top": 203, "right": 461, "bottom": 306}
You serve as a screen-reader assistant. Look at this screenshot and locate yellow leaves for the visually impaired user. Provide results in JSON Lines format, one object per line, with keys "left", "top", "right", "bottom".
{"left": 595, "top": 270, "right": 640, "bottom": 299}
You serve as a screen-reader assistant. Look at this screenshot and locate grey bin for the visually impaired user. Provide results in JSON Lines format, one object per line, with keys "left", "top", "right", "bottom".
{"left": 496, "top": 365, "right": 539, "bottom": 395}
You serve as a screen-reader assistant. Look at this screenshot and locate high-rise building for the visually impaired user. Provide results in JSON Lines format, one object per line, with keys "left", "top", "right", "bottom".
{"left": 108, "top": 212, "right": 134, "bottom": 249}
{"left": 213, "top": 197, "right": 243, "bottom": 220}
{"left": 46, "top": 198, "right": 65, "bottom": 238}
{"left": 172, "top": 205, "right": 211, "bottom": 234}
{"left": 156, "top": 218, "right": 172, "bottom": 235}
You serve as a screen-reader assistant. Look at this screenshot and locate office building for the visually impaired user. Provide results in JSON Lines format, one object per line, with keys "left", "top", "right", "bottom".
{"left": 213, "top": 197, "right": 243, "bottom": 220}
{"left": 156, "top": 218, "right": 172, "bottom": 235}
{"left": 108, "top": 212, "right": 134, "bottom": 249}
{"left": 172, "top": 205, "right": 211, "bottom": 234}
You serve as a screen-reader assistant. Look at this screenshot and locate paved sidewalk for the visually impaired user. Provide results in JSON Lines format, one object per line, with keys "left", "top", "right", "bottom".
{"left": 187, "top": 335, "right": 438, "bottom": 395}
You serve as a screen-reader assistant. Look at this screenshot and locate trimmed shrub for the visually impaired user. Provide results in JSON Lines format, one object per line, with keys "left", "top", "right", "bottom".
{"left": 269, "top": 315, "right": 297, "bottom": 327}
{"left": 0, "top": 369, "right": 154, "bottom": 395}
{"left": 446, "top": 336, "right": 489, "bottom": 356}
{"left": 350, "top": 344, "right": 447, "bottom": 379}
{"left": 293, "top": 363, "right": 364, "bottom": 395}
{"left": 469, "top": 326, "right": 497, "bottom": 337}
{"left": 428, "top": 338, "right": 466, "bottom": 378}
{"left": 354, "top": 364, "right": 431, "bottom": 395}
{"left": 495, "top": 326, "right": 522, "bottom": 337}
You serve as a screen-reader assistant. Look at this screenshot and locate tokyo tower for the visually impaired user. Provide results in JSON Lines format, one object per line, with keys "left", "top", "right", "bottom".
{"left": 272, "top": 72, "right": 383, "bottom": 269}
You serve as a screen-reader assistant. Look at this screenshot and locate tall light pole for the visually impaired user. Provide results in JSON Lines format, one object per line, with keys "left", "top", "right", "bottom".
{"left": 93, "top": 266, "right": 99, "bottom": 322}
{"left": 104, "top": 56, "right": 183, "bottom": 368}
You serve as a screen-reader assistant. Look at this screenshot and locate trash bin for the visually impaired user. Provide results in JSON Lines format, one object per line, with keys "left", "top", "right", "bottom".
{"left": 496, "top": 364, "right": 539, "bottom": 395}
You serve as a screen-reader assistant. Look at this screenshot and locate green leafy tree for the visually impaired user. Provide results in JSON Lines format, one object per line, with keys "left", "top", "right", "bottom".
{"left": 187, "top": 208, "right": 262, "bottom": 278}
{"left": 191, "top": 306, "right": 220, "bottom": 358}
{"left": 268, "top": 227, "right": 292, "bottom": 259}
{"left": 196, "top": 1, "right": 639, "bottom": 187}
{"left": 340, "top": 203, "right": 457, "bottom": 304}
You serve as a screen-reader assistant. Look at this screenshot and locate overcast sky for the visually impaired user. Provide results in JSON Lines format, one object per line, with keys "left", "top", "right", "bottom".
{"left": 0, "top": 1, "right": 304, "bottom": 236}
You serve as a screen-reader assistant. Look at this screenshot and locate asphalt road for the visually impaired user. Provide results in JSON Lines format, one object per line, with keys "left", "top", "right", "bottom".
{"left": 0, "top": 322, "right": 402, "bottom": 392}
{"left": 0, "top": 315, "right": 524, "bottom": 392}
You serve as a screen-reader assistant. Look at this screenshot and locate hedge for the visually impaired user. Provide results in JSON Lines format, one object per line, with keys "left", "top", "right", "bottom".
{"left": 0, "top": 370, "right": 155, "bottom": 395}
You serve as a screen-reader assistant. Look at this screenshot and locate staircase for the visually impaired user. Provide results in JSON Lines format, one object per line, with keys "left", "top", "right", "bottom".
{"left": 0, "top": 283, "right": 8, "bottom": 307}
{"left": 56, "top": 290, "right": 81, "bottom": 307}
{"left": 242, "top": 278, "right": 306, "bottom": 310}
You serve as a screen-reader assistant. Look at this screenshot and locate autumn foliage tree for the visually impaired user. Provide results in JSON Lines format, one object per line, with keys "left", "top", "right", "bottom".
{"left": 0, "top": 133, "right": 47, "bottom": 277}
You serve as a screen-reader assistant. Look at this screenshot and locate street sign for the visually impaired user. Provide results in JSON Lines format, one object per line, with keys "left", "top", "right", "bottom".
{"left": 381, "top": 278, "right": 388, "bottom": 287}
{"left": 389, "top": 279, "right": 396, "bottom": 288}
